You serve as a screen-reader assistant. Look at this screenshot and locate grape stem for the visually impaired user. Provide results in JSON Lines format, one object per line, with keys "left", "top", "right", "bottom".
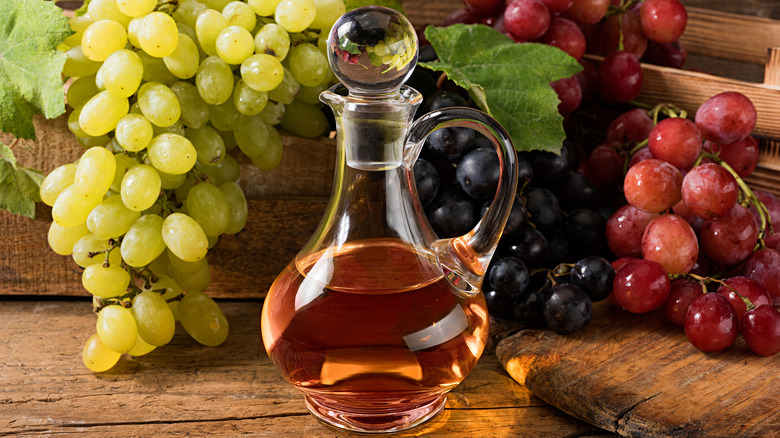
{"left": 675, "top": 272, "right": 757, "bottom": 310}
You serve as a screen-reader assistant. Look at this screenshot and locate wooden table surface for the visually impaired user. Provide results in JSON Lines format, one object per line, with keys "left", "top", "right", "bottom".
{"left": 0, "top": 299, "right": 614, "bottom": 437}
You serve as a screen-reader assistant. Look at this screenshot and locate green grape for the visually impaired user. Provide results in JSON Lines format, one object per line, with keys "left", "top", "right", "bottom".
{"left": 52, "top": 185, "right": 102, "bottom": 228}
{"left": 248, "top": 0, "right": 281, "bottom": 16}
{"left": 138, "top": 12, "right": 179, "bottom": 58}
{"left": 88, "top": 0, "right": 132, "bottom": 27}
{"left": 274, "top": 0, "right": 316, "bottom": 33}
{"left": 127, "top": 333, "right": 157, "bottom": 356}
{"left": 176, "top": 22, "right": 199, "bottom": 49}
{"left": 317, "top": 28, "right": 328, "bottom": 54}
{"left": 253, "top": 23, "right": 290, "bottom": 60}
{"left": 240, "top": 54, "right": 284, "bottom": 92}
{"left": 170, "top": 257, "right": 211, "bottom": 293}
{"left": 259, "top": 100, "right": 285, "bottom": 125}
{"left": 97, "top": 305, "right": 138, "bottom": 353}
{"left": 288, "top": 43, "right": 330, "bottom": 87}
{"left": 196, "top": 153, "right": 240, "bottom": 185}
{"left": 68, "top": 106, "right": 88, "bottom": 137}
{"left": 167, "top": 249, "right": 206, "bottom": 275}
{"left": 174, "top": 172, "right": 198, "bottom": 203}
{"left": 159, "top": 170, "right": 187, "bottom": 190}
{"left": 99, "top": 49, "right": 144, "bottom": 97}
{"left": 74, "top": 146, "right": 116, "bottom": 199}
{"left": 267, "top": 67, "right": 299, "bottom": 104}
{"left": 81, "top": 20, "right": 127, "bottom": 62}
{"left": 185, "top": 125, "right": 225, "bottom": 165}
{"left": 186, "top": 182, "right": 230, "bottom": 236}
{"left": 234, "top": 115, "right": 276, "bottom": 157}
{"left": 72, "top": 234, "right": 122, "bottom": 268}
{"left": 281, "top": 100, "right": 328, "bottom": 138}
{"left": 116, "top": 0, "right": 156, "bottom": 17}
{"left": 207, "top": 234, "right": 219, "bottom": 248}
{"left": 202, "top": 0, "right": 232, "bottom": 9}
{"left": 296, "top": 82, "right": 329, "bottom": 105}
{"left": 152, "top": 120, "right": 186, "bottom": 137}
{"left": 219, "top": 128, "right": 238, "bottom": 151}
{"left": 121, "top": 164, "right": 162, "bottom": 211}
{"left": 195, "top": 9, "right": 229, "bottom": 57}
{"left": 47, "top": 221, "right": 90, "bottom": 256}
{"left": 66, "top": 75, "right": 99, "bottom": 109}
{"left": 163, "top": 33, "right": 200, "bottom": 79}
{"left": 65, "top": 15, "right": 94, "bottom": 47}
{"left": 121, "top": 214, "right": 167, "bottom": 267}
{"left": 221, "top": 1, "right": 256, "bottom": 31}
{"left": 138, "top": 50, "right": 178, "bottom": 85}
{"left": 110, "top": 153, "right": 139, "bottom": 193}
{"left": 233, "top": 79, "right": 268, "bottom": 116}
{"left": 309, "top": 0, "right": 346, "bottom": 30}
{"left": 196, "top": 56, "right": 234, "bottom": 105}
{"left": 94, "top": 67, "right": 106, "bottom": 92}
{"left": 169, "top": 81, "right": 210, "bottom": 129}
{"left": 40, "top": 163, "right": 77, "bottom": 207}
{"left": 215, "top": 25, "right": 254, "bottom": 65}
{"left": 137, "top": 82, "right": 181, "bottom": 128}
{"left": 83, "top": 334, "right": 121, "bottom": 372}
{"left": 219, "top": 182, "right": 248, "bottom": 234}
{"left": 162, "top": 213, "right": 209, "bottom": 262}
{"left": 82, "top": 263, "right": 131, "bottom": 298}
{"left": 132, "top": 291, "right": 176, "bottom": 346}
{"left": 87, "top": 195, "right": 141, "bottom": 240}
{"left": 172, "top": 0, "right": 208, "bottom": 30}
{"left": 147, "top": 133, "right": 197, "bottom": 175}
{"left": 115, "top": 114, "right": 153, "bottom": 152}
{"left": 127, "top": 17, "right": 143, "bottom": 48}
{"left": 147, "top": 252, "right": 171, "bottom": 277}
{"left": 79, "top": 90, "right": 129, "bottom": 136}
{"left": 209, "top": 97, "right": 241, "bottom": 131}
{"left": 62, "top": 46, "right": 102, "bottom": 78}
{"left": 249, "top": 136, "right": 283, "bottom": 170}
{"left": 146, "top": 274, "right": 184, "bottom": 320}
{"left": 178, "top": 291, "right": 228, "bottom": 346}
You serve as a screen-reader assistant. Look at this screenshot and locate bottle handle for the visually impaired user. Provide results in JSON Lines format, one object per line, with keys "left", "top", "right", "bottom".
{"left": 404, "top": 107, "right": 519, "bottom": 287}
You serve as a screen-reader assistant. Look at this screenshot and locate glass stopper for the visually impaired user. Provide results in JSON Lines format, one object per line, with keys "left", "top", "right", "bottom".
{"left": 327, "top": 6, "right": 418, "bottom": 96}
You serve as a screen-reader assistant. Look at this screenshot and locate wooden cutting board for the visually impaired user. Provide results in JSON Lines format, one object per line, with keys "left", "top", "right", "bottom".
{"left": 495, "top": 301, "right": 780, "bottom": 437}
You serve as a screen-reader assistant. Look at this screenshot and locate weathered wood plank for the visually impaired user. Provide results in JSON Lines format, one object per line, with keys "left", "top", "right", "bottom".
{"left": 0, "top": 300, "right": 603, "bottom": 437}
{"left": 496, "top": 301, "right": 780, "bottom": 437}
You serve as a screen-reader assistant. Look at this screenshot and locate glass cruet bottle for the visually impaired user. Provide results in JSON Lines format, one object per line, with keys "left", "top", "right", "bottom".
{"left": 260, "top": 6, "right": 519, "bottom": 434}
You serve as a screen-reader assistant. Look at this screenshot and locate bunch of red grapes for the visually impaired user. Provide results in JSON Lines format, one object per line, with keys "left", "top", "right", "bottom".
{"left": 591, "top": 91, "right": 780, "bottom": 357}
{"left": 448, "top": 0, "right": 689, "bottom": 111}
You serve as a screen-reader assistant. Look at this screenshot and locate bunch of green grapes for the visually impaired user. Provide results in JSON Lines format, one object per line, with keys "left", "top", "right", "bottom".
{"left": 47, "top": 0, "right": 345, "bottom": 372}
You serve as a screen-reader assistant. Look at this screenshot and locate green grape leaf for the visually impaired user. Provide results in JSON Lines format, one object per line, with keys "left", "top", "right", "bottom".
{"left": 344, "top": 0, "right": 405, "bottom": 14}
{"left": 0, "top": 0, "right": 73, "bottom": 140}
{"left": 0, "top": 143, "right": 44, "bottom": 219}
{"left": 422, "top": 24, "right": 582, "bottom": 153}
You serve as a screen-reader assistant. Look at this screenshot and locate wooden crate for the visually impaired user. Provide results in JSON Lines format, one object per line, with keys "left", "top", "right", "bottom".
{"left": 2, "top": 1, "right": 780, "bottom": 298}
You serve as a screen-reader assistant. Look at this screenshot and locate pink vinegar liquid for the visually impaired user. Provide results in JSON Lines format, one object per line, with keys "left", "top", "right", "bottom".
{"left": 261, "top": 239, "right": 489, "bottom": 425}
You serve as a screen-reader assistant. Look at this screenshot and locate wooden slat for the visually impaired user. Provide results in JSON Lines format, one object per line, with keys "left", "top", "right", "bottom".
{"left": 680, "top": 8, "right": 780, "bottom": 65}
{"left": 0, "top": 300, "right": 603, "bottom": 437}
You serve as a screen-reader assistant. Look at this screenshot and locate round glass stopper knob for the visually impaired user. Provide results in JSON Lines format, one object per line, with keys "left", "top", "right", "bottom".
{"left": 327, "top": 6, "right": 418, "bottom": 96}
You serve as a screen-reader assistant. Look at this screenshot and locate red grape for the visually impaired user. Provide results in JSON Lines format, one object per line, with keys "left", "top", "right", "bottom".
{"left": 648, "top": 117, "right": 702, "bottom": 169}
{"left": 441, "top": 7, "right": 483, "bottom": 25}
{"left": 684, "top": 292, "right": 738, "bottom": 352}
{"left": 504, "top": 0, "right": 551, "bottom": 42}
{"left": 695, "top": 92, "right": 757, "bottom": 145}
{"left": 599, "top": 10, "right": 648, "bottom": 58}
{"left": 744, "top": 248, "right": 780, "bottom": 305}
{"left": 597, "top": 50, "right": 643, "bottom": 103}
{"left": 766, "top": 233, "right": 780, "bottom": 251}
{"left": 537, "top": 17, "right": 586, "bottom": 60}
{"left": 575, "top": 58, "right": 599, "bottom": 104}
{"left": 606, "top": 204, "right": 658, "bottom": 257}
{"left": 628, "top": 147, "right": 654, "bottom": 168}
{"left": 612, "top": 259, "right": 671, "bottom": 313}
{"left": 540, "top": 0, "right": 575, "bottom": 14}
{"left": 624, "top": 158, "right": 683, "bottom": 213}
{"left": 464, "top": 0, "right": 504, "bottom": 17}
{"left": 681, "top": 163, "right": 739, "bottom": 219}
{"left": 642, "top": 40, "right": 687, "bottom": 68}
{"left": 700, "top": 204, "right": 759, "bottom": 266}
{"left": 587, "top": 141, "right": 624, "bottom": 185}
{"left": 715, "top": 276, "right": 772, "bottom": 323}
{"left": 664, "top": 279, "right": 703, "bottom": 327}
{"left": 741, "top": 305, "right": 780, "bottom": 356}
{"left": 672, "top": 200, "right": 706, "bottom": 234}
{"left": 563, "top": 0, "right": 610, "bottom": 25}
{"left": 606, "top": 108, "right": 653, "bottom": 145}
{"left": 640, "top": 0, "right": 687, "bottom": 44}
{"left": 550, "top": 76, "right": 582, "bottom": 115}
{"left": 607, "top": 256, "right": 638, "bottom": 307}
{"left": 641, "top": 214, "right": 698, "bottom": 274}
{"left": 752, "top": 189, "right": 780, "bottom": 229}
{"left": 704, "top": 136, "right": 759, "bottom": 178}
